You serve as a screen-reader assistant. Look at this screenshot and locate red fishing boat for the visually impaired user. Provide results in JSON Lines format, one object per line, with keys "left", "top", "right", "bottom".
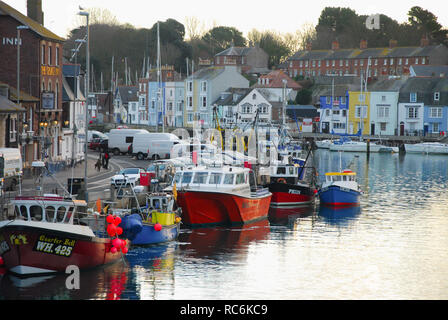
{"left": 166, "top": 165, "right": 272, "bottom": 227}
{"left": 0, "top": 194, "right": 128, "bottom": 276}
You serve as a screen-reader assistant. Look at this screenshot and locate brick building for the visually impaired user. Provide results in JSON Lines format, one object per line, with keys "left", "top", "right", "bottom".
{"left": 285, "top": 39, "right": 448, "bottom": 80}
{"left": 0, "top": 0, "right": 66, "bottom": 167}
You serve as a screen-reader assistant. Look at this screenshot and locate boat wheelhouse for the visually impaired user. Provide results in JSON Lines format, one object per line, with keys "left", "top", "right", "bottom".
{"left": 166, "top": 165, "right": 271, "bottom": 227}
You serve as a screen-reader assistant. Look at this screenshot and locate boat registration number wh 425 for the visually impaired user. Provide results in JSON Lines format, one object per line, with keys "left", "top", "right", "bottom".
{"left": 288, "top": 189, "right": 301, "bottom": 195}
{"left": 33, "top": 234, "right": 76, "bottom": 257}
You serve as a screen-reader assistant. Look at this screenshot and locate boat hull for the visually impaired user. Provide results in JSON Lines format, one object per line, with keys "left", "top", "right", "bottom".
{"left": 318, "top": 185, "right": 360, "bottom": 206}
{"left": 405, "top": 143, "right": 448, "bottom": 154}
{"left": 0, "top": 223, "right": 125, "bottom": 276}
{"left": 330, "top": 143, "right": 381, "bottom": 152}
{"left": 176, "top": 191, "right": 272, "bottom": 227}
{"left": 130, "top": 223, "right": 180, "bottom": 245}
{"left": 269, "top": 182, "right": 315, "bottom": 206}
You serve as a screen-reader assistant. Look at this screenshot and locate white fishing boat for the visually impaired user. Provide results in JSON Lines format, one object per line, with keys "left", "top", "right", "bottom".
{"left": 329, "top": 139, "right": 382, "bottom": 153}
{"left": 315, "top": 139, "right": 333, "bottom": 149}
{"left": 404, "top": 142, "right": 448, "bottom": 154}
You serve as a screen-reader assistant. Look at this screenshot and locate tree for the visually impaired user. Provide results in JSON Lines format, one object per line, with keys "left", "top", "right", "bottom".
{"left": 201, "top": 26, "right": 246, "bottom": 56}
{"left": 247, "top": 29, "right": 291, "bottom": 68}
{"left": 407, "top": 6, "right": 448, "bottom": 45}
{"left": 295, "top": 89, "right": 312, "bottom": 105}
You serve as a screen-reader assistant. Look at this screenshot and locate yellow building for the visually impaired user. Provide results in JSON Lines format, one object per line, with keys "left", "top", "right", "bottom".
{"left": 348, "top": 91, "right": 371, "bottom": 135}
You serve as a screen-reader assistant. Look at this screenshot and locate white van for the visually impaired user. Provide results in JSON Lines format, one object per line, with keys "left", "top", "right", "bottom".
{"left": 132, "top": 133, "right": 181, "bottom": 160}
{"left": 88, "top": 130, "right": 108, "bottom": 142}
{"left": 107, "top": 129, "right": 149, "bottom": 155}
{"left": 0, "top": 148, "right": 23, "bottom": 191}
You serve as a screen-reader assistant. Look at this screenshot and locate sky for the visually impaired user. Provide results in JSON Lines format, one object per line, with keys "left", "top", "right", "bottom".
{"left": 4, "top": 0, "right": 448, "bottom": 39}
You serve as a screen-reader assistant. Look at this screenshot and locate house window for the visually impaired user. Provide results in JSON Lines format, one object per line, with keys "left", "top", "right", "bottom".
{"left": 326, "top": 60, "right": 329, "bottom": 67}
{"left": 355, "top": 105, "right": 367, "bottom": 118}
{"left": 390, "top": 58, "right": 394, "bottom": 65}
{"left": 332, "top": 60, "right": 335, "bottom": 67}
{"left": 345, "top": 60, "right": 349, "bottom": 67}
{"left": 299, "top": 61, "right": 303, "bottom": 67}
{"left": 382, "top": 95, "right": 386, "bottom": 102}
{"left": 325, "top": 109, "right": 330, "bottom": 116}
{"left": 360, "top": 60, "right": 364, "bottom": 66}
{"left": 342, "top": 109, "right": 347, "bottom": 117}
{"left": 312, "top": 60, "right": 316, "bottom": 67}
{"left": 358, "top": 94, "right": 365, "bottom": 102}
{"left": 377, "top": 106, "right": 390, "bottom": 118}
{"left": 188, "top": 96, "right": 193, "bottom": 108}
{"left": 380, "top": 122, "right": 387, "bottom": 131}
{"left": 434, "top": 92, "right": 440, "bottom": 101}
{"left": 407, "top": 107, "right": 418, "bottom": 119}
{"left": 305, "top": 61, "right": 309, "bottom": 67}
{"left": 398, "top": 58, "right": 402, "bottom": 65}
{"left": 41, "top": 45, "right": 45, "bottom": 65}
{"left": 201, "top": 81, "right": 207, "bottom": 92}
{"left": 201, "top": 96, "right": 207, "bottom": 108}
{"left": 422, "top": 57, "right": 426, "bottom": 64}
{"left": 318, "top": 61, "right": 321, "bottom": 67}
{"left": 56, "top": 47, "right": 59, "bottom": 66}
{"left": 383, "top": 59, "right": 387, "bottom": 66}
{"left": 187, "top": 81, "right": 193, "bottom": 92}
{"left": 410, "top": 93, "right": 417, "bottom": 103}
{"left": 415, "top": 58, "right": 419, "bottom": 64}
{"left": 332, "top": 110, "right": 340, "bottom": 115}
{"left": 339, "top": 60, "right": 343, "bottom": 67}
{"left": 430, "top": 107, "right": 442, "bottom": 118}
{"left": 326, "top": 97, "right": 331, "bottom": 105}
{"left": 374, "top": 59, "right": 378, "bottom": 65}
{"left": 354, "top": 60, "right": 358, "bottom": 66}
{"left": 252, "top": 93, "right": 256, "bottom": 100}
{"left": 9, "top": 117, "right": 17, "bottom": 142}
{"left": 341, "top": 96, "right": 346, "bottom": 105}
{"left": 405, "top": 58, "right": 409, "bottom": 65}
{"left": 48, "top": 46, "right": 52, "bottom": 65}
{"left": 187, "top": 112, "right": 194, "bottom": 122}
{"left": 433, "top": 122, "right": 440, "bottom": 133}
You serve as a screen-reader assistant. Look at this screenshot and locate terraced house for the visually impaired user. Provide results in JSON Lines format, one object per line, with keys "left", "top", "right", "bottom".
{"left": 286, "top": 38, "right": 448, "bottom": 79}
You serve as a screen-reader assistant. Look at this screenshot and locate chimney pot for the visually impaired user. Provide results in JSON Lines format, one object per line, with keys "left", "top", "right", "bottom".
{"left": 360, "top": 40, "right": 368, "bottom": 50}
{"left": 331, "top": 40, "right": 339, "bottom": 51}
{"left": 389, "top": 39, "right": 398, "bottom": 48}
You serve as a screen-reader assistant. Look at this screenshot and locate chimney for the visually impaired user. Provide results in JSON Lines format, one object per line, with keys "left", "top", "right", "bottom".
{"left": 27, "top": 0, "right": 44, "bottom": 25}
{"left": 331, "top": 40, "right": 339, "bottom": 50}
{"left": 360, "top": 39, "right": 368, "bottom": 50}
{"left": 306, "top": 42, "right": 312, "bottom": 51}
{"left": 420, "top": 35, "right": 430, "bottom": 47}
{"left": 389, "top": 39, "right": 398, "bottom": 48}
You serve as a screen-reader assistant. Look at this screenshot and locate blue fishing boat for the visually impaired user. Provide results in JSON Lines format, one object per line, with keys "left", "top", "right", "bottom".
{"left": 318, "top": 170, "right": 361, "bottom": 206}
{"left": 119, "top": 193, "right": 181, "bottom": 246}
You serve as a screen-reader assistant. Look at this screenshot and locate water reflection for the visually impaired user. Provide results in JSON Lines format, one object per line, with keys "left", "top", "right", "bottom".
{"left": 318, "top": 205, "right": 362, "bottom": 226}
{"left": 0, "top": 260, "right": 129, "bottom": 300}
{"left": 268, "top": 205, "right": 314, "bottom": 226}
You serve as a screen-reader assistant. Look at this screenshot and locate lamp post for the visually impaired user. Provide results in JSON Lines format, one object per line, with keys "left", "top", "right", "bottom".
{"left": 78, "top": 10, "right": 90, "bottom": 202}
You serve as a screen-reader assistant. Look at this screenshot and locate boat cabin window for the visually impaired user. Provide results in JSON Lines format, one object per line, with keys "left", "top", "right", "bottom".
{"left": 56, "top": 207, "right": 66, "bottom": 223}
{"left": 289, "top": 167, "right": 294, "bottom": 175}
{"left": 173, "top": 172, "right": 182, "bottom": 184}
{"left": 333, "top": 176, "right": 342, "bottom": 181}
{"left": 65, "top": 207, "right": 74, "bottom": 223}
{"left": 181, "top": 172, "right": 193, "bottom": 184}
{"left": 223, "top": 173, "right": 234, "bottom": 184}
{"left": 277, "top": 167, "right": 286, "bottom": 175}
{"left": 15, "top": 205, "right": 26, "bottom": 220}
{"left": 209, "top": 173, "right": 222, "bottom": 184}
{"left": 193, "top": 172, "right": 208, "bottom": 184}
{"left": 30, "top": 205, "right": 43, "bottom": 221}
{"left": 235, "top": 173, "right": 245, "bottom": 184}
{"left": 46, "top": 206, "right": 56, "bottom": 222}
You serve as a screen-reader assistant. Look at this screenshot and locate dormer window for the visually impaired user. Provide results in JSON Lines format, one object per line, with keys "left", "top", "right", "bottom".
{"left": 410, "top": 92, "right": 417, "bottom": 102}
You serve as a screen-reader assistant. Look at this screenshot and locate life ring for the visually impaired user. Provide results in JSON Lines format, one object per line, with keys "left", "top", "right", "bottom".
{"left": 278, "top": 178, "right": 287, "bottom": 184}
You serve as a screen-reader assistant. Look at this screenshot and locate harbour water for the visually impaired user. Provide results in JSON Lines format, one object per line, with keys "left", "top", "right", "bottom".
{"left": 1, "top": 149, "right": 448, "bottom": 300}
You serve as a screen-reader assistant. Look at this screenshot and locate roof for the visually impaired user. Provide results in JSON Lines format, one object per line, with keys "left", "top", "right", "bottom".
{"left": 289, "top": 44, "right": 445, "bottom": 61}
{"left": 213, "top": 87, "right": 252, "bottom": 106}
{"left": 313, "top": 83, "right": 361, "bottom": 97}
{"left": 116, "top": 86, "right": 138, "bottom": 103}
{"left": 0, "top": 1, "right": 65, "bottom": 42}
{"left": 410, "top": 65, "right": 448, "bottom": 77}
{"left": 188, "top": 66, "right": 226, "bottom": 80}
{"left": 286, "top": 105, "right": 319, "bottom": 118}
{"left": 0, "top": 81, "right": 39, "bottom": 102}
{"left": 215, "top": 46, "right": 256, "bottom": 57}
{"left": 368, "top": 78, "right": 408, "bottom": 92}
{"left": 0, "top": 95, "right": 26, "bottom": 113}
{"left": 253, "top": 70, "right": 302, "bottom": 89}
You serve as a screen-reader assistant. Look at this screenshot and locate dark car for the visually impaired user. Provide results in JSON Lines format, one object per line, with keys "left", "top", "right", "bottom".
{"left": 88, "top": 138, "right": 102, "bottom": 151}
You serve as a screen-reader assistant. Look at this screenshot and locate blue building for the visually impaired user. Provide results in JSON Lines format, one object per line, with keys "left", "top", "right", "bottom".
{"left": 317, "top": 84, "right": 353, "bottom": 134}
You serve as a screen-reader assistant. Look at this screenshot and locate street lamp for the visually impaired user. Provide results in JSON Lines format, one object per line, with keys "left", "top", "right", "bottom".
{"left": 78, "top": 10, "right": 90, "bottom": 202}
{"left": 17, "top": 25, "right": 29, "bottom": 177}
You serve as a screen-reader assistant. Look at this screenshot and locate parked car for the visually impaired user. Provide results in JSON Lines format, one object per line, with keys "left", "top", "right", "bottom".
{"left": 88, "top": 138, "right": 102, "bottom": 151}
{"left": 110, "top": 167, "right": 146, "bottom": 188}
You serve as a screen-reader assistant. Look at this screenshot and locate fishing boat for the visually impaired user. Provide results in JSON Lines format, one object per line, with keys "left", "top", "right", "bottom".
{"left": 166, "top": 165, "right": 272, "bottom": 227}
{"left": 315, "top": 139, "right": 333, "bottom": 149}
{"left": 118, "top": 193, "right": 181, "bottom": 245}
{"left": 0, "top": 161, "right": 128, "bottom": 277}
{"left": 268, "top": 146, "right": 317, "bottom": 207}
{"left": 318, "top": 170, "right": 361, "bottom": 206}
{"left": 329, "top": 138, "right": 383, "bottom": 153}
{"left": 404, "top": 142, "right": 448, "bottom": 154}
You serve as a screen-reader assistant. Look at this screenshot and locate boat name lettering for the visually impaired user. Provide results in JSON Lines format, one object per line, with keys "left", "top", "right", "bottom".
{"left": 340, "top": 187, "right": 350, "bottom": 192}
{"left": 288, "top": 189, "right": 301, "bottom": 194}
{"left": 33, "top": 234, "right": 76, "bottom": 257}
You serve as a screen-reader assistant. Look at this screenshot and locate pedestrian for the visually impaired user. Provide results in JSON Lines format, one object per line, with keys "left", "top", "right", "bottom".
{"left": 104, "top": 151, "right": 109, "bottom": 170}
{"left": 95, "top": 155, "right": 102, "bottom": 172}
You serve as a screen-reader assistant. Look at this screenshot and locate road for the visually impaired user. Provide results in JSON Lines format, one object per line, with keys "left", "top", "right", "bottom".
{"left": 1, "top": 151, "right": 156, "bottom": 205}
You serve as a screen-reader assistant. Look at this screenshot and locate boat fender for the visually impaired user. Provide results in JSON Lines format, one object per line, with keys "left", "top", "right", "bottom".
{"left": 119, "top": 214, "right": 143, "bottom": 240}
{"left": 278, "top": 178, "right": 286, "bottom": 184}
